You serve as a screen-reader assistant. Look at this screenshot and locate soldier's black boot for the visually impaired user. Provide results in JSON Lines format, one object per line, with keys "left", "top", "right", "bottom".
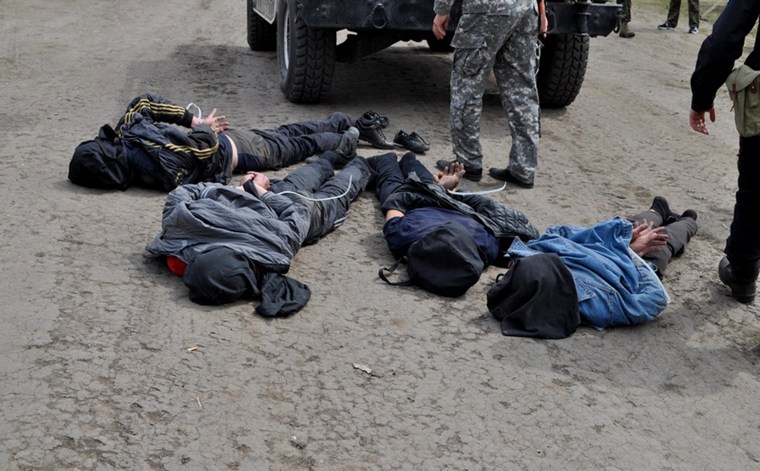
{"left": 718, "top": 256, "right": 759, "bottom": 303}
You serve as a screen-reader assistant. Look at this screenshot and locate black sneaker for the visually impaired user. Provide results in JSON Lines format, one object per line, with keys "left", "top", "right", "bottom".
{"left": 657, "top": 21, "right": 674, "bottom": 30}
{"left": 488, "top": 167, "right": 534, "bottom": 188}
{"left": 436, "top": 159, "right": 482, "bottom": 182}
{"left": 680, "top": 209, "right": 698, "bottom": 221}
{"left": 393, "top": 130, "right": 430, "bottom": 153}
{"left": 650, "top": 196, "right": 680, "bottom": 224}
{"left": 719, "top": 256, "right": 757, "bottom": 303}
{"left": 356, "top": 120, "right": 395, "bottom": 149}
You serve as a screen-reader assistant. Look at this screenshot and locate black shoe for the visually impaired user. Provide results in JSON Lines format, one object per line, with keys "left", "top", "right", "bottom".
{"left": 719, "top": 256, "right": 757, "bottom": 303}
{"left": 436, "top": 159, "right": 482, "bottom": 182}
{"left": 356, "top": 120, "right": 395, "bottom": 149}
{"left": 680, "top": 209, "right": 698, "bottom": 221}
{"left": 650, "top": 196, "right": 680, "bottom": 224}
{"left": 359, "top": 110, "right": 389, "bottom": 128}
{"left": 488, "top": 167, "right": 534, "bottom": 188}
{"left": 393, "top": 130, "right": 430, "bottom": 153}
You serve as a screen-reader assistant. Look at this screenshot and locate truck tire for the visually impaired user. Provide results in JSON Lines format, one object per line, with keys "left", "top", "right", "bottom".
{"left": 276, "top": 0, "right": 336, "bottom": 104}
{"left": 537, "top": 33, "right": 589, "bottom": 108}
{"left": 247, "top": 1, "right": 276, "bottom": 51}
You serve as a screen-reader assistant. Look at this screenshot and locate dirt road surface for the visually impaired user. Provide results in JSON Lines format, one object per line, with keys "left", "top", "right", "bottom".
{"left": 2, "top": 1, "right": 759, "bottom": 469}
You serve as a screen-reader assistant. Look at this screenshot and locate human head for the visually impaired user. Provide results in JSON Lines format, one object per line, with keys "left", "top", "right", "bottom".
{"left": 68, "top": 139, "right": 132, "bottom": 190}
{"left": 183, "top": 246, "right": 259, "bottom": 305}
{"left": 405, "top": 221, "right": 485, "bottom": 297}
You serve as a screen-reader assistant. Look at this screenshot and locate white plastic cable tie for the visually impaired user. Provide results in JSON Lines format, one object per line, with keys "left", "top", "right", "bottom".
{"left": 186, "top": 103, "right": 202, "bottom": 120}
{"left": 448, "top": 181, "right": 507, "bottom": 196}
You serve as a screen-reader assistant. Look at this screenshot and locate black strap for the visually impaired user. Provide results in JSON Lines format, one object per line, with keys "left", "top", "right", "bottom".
{"left": 378, "top": 258, "right": 414, "bottom": 287}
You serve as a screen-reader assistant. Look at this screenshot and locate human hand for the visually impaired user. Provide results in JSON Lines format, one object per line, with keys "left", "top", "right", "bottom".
{"left": 689, "top": 108, "right": 715, "bottom": 135}
{"left": 538, "top": 1, "right": 548, "bottom": 37}
{"left": 195, "top": 108, "right": 229, "bottom": 133}
{"left": 239, "top": 172, "right": 270, "bottom": 190}
{"left": 629, "top": 221, "right": 668, "bottom": 256}
{"left": 433, "top": 161, "right": 465, "bottom": 190}
{"left": 433, "top": 13, "right": 449, "bottom": 40}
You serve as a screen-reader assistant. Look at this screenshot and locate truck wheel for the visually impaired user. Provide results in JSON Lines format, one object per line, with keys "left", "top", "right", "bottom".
{"left": 247, "top": 1, "right": 276, "bottom": 51}
{"left": 537, "top": 34, "right": 589, "bottom": 108}
{"left": 276, "top": 0, "right": 336, "bottom": 103}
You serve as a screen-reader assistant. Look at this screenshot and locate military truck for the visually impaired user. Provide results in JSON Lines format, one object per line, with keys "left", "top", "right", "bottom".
{"left": 246, "top": 0, "right": 621, "bottom": 108}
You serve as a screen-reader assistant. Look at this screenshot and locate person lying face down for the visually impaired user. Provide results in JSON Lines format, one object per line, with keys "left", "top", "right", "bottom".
{"left": 146, "top": 151, "right": 371, "bottom": 316}
{"left": 489, "top": 197, "right": 698, "bottom": 339}
{"left": 367, "top": 152, "right": 540, "bottom": 297}
{"left": 68, "top": 93, "right": 360, "bottom": 191}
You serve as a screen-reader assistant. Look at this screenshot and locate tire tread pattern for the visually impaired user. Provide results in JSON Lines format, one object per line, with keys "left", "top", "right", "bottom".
{"left": 537, "top": 34, "right": 589, "bottom": 108}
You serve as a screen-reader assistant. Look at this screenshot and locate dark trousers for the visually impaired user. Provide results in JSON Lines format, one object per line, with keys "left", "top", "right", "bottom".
{"left": 371, "top": 152, "right": 435, "bottom": 209}
{"left": 271, "top": 156, "right": 370, "bottom": 244}
{"left": 230, "top": 112, "right": 354, "bottom": 172}
{"left": 725, "top": 136, "right": 760, "bottom": 276}
{"left": 254, "top": 112, "right": 353, "bottom": 170}
{"left": 628, "top": 210, "right": 697, "bottom": 277}
{"left": 666, "top": 0, "right": 699, "bottom": 28}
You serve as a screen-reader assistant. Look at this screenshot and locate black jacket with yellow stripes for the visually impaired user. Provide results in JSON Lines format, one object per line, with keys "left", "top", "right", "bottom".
{"left": 116, "top": 94, "right": 233, "bottom": 191}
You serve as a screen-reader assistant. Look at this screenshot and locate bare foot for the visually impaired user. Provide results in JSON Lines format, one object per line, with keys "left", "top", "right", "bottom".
{"left": 434, "top": 162, "right": 465, "bottom": 190}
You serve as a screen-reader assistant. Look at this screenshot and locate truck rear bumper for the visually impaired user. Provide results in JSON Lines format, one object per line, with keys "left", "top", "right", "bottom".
{"left": 298, "top": 0, "right": 447, "bottom": 31}
{"left": 298, "top": 0, "right": 620, "bottom": 37}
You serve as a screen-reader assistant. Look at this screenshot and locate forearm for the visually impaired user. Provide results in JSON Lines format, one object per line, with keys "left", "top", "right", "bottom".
{"left": 122, "top": 94, "right": 194, "bottom": 128}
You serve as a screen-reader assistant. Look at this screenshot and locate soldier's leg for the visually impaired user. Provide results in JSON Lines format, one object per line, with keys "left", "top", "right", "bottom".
{"left": 449, "top": 13, "right": 498, "bottom": 172}
{"left": 492, "top": 11, "right": 540, "bottom": 184}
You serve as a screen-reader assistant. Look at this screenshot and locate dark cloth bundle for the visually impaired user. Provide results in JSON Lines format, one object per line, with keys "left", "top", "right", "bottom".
{"left": 487, "top": 253, "right": 580, "bottom": 339}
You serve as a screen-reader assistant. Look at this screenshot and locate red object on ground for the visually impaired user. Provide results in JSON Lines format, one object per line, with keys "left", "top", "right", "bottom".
{"left": 166, "top": 256, "right": 187, "bottom": 276}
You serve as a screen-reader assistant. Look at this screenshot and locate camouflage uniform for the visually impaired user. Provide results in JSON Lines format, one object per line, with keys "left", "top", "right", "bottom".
{"left": 618, "top": 0, "right": 632, "bottom": 23}
{"left": 434, "top": 0, "right": 540, "bottom": 184}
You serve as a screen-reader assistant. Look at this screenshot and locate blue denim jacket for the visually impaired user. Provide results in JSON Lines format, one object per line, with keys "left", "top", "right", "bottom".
{"left": 508, "top": 217, "right": 669, "bottom": 329}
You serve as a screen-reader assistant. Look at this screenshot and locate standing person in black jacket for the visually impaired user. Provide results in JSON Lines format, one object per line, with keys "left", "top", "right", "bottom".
{"left": 68, "top": 94, "right": 359, "bottom": 191}
{"left": 368, "top": 152, "right": 539, "bottom": 297}
{"left": 689, "top": 1, "right": 760, "bottom": 303}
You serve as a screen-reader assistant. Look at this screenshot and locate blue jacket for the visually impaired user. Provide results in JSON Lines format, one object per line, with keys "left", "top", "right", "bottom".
{"left": 508, "top": 217, "right": 669, "bottom": 329}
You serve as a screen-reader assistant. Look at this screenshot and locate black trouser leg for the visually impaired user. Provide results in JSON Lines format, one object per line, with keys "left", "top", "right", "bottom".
{"left": 725, "top": 136, "right": 760, "bottom": 279}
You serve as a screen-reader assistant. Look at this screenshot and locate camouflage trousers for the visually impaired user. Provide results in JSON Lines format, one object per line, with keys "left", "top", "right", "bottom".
{"left": 617, "top": 0, "right": 632, "bottom": 23}
{"left": 449, "top": 9, "right": 539, "bottom": 183}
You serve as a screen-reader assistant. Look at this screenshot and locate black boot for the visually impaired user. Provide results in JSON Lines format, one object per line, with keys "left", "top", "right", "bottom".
{"left": 718, "top": 256, "right": 759, "bottom": 303}
{"left": 650, "top": 196, "right": 680, "bottom": 224}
